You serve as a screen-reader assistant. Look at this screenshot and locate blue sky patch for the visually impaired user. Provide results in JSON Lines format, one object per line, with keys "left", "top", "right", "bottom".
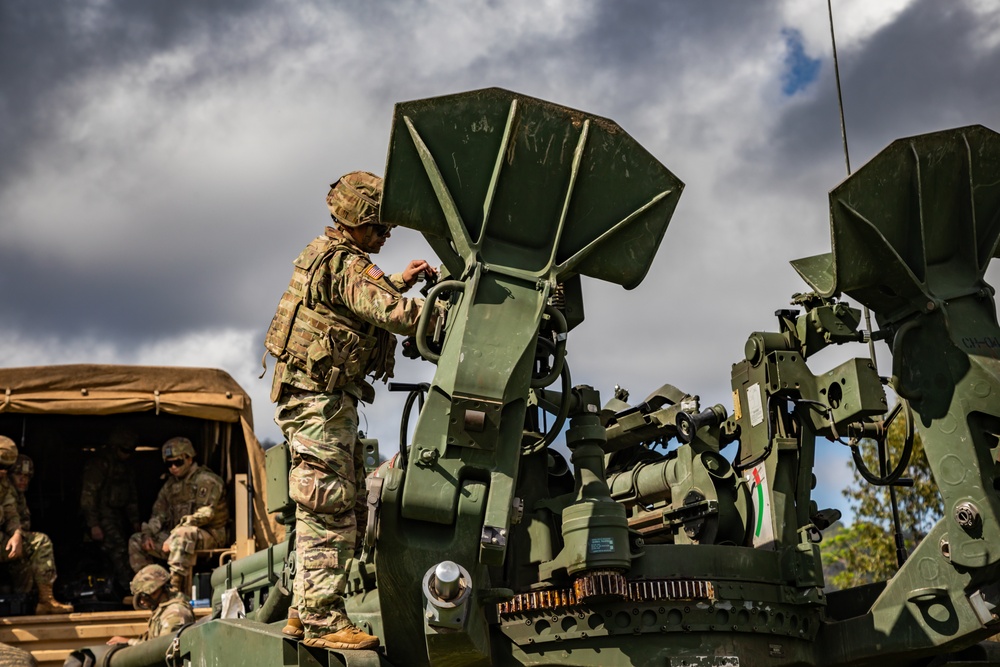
{"left": 781, "top": 28, "right": 821, "bottom": 96}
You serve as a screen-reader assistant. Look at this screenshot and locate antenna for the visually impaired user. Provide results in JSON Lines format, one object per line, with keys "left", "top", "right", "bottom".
{"left": 827, "top": 0, "right": 908, "bottom": 569}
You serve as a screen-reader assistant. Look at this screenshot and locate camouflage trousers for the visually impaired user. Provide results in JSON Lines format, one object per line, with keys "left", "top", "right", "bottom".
{"left": 127, "top": 525, "right": 223, "bottom": 582}
{"left": 275, "top": 388, "right": 368, "bottom": 639}
{"left": 95, "top": 511, "right": 134, "bottom": 589}
{"left": 0, "top": 531, "right": 58, "bottom": 592}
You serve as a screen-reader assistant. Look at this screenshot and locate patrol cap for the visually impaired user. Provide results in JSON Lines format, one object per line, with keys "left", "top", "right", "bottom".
{"left": 0, "top": 436, "right": 17, "bottom": 466}
{"left": 131, "top": 564, "right": 170, "bottom": 595}
{"left": 326, "top": 171, "right": 386, "bottom": 229}
{"left": 12, "top": 454, "right": 33, "bottom": 478}
{"left": 162, "top": 437, "right": 195, "bottom": 461}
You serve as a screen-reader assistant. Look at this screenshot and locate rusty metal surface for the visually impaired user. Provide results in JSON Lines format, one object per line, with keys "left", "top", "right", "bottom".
{"left": 498, "top": 577, "right": 715, "bottom": 616}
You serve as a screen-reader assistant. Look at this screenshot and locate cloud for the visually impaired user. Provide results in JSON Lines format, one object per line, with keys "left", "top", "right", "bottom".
{"left": 2, "top": 0, "right": 998, "bottom": 528}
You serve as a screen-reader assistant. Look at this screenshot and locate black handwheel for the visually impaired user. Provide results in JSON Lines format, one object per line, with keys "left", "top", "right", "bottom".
{"left": 850, "top": 398, "right": 914, "bottom": 486}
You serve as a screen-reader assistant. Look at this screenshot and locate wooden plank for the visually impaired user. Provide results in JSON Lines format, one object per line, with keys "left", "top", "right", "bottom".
{"left": 1, "top": 621, "right": 149, "bottom": 642}
{"left": 235, "top": 473, "right": 255, "bottom": 559}
{"left": 2, "top": 607, "right": 212, "bottom": 666}
{"left": 31, "top": 648, "right": 73, "bottom": 665}
{"left": 0, "top": 610, "right": 151, "bottom": 625}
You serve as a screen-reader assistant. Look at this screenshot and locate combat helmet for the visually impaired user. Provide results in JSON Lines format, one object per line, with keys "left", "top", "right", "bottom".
{"left": 326, "top": 171, "right": 388, "bottom": 228}
{"left": 130, "top": 564, "right": 170, "bottom": 610}
{"left": 109, "top": 428, "right": 138, "bottom": 452}
{"left": 0, "top": 436, "right": 17, "bottom": 466}
{"left": 12, "top": 454, "right": 33, "bottom": 478}
{"left": 162, "top": 436, "right": 195, "bottom": 460}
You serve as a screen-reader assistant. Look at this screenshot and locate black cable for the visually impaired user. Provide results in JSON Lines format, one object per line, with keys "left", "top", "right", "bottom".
{"left": 398, "top": 384, "right": 429, "bottom": 470}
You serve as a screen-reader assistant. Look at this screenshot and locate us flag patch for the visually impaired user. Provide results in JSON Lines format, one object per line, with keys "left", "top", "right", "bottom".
{"left": 365, "top": 264, "right": 384, "bottom": 280}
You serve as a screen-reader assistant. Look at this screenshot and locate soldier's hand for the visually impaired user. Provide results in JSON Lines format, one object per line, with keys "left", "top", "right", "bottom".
{"left": 402, "top": 260, "right": 438, "bottom": 287}
{"left": 107, "top": 636, "right": 130, "bottom": 645}
{"left": 5, "top": 531, "right": 23, "bottom": 560}
{"left": 162, "top": 538, "right": 171, "bottom": 553}
{"left": 91, "top": 525, "right": 104, "bottom": 541}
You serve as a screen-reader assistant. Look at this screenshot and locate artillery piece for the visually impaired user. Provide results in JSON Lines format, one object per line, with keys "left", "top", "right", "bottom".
{"left": 72, "top": 91, "right": 1000, "bottom": 667}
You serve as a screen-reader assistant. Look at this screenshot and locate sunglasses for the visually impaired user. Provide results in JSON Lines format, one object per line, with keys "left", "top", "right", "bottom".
{"left": 134, "top": 591, "right": 157, "bottom": 611}
{"left": 369, "top": 223, "right": 392, "bottom": 237}
{"left": 165, "top": 458, "right": 186, "bottom": 469}
{"left": 0, "top": 464, "right": 11, "bottom": 473}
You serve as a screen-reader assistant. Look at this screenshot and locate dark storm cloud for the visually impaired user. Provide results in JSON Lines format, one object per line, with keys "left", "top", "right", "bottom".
{"left": 0, "top": 0, "right": 276, "bottom": 189}
{"left": 771, "top": 0, "right": 1000, "bottom": 178}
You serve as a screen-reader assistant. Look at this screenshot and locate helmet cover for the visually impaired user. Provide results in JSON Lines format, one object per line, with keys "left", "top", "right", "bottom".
{"left": 326, "top": 171, "right": 383, "bottom": 228}
{"left": 162, "top": 437, "right": 195, "bottom": 461}
{"left": 0, "top": 436, "right": 17, "bottom": 466}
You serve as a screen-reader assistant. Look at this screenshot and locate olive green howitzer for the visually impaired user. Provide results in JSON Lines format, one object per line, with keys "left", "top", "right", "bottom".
{"left": 79, "top": 93, "right": 1000, "bottom": 667}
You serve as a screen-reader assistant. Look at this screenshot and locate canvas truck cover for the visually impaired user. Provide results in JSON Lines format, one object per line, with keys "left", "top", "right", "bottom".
{"left": 0, "top": 364, "right": 281, "bottom": 548}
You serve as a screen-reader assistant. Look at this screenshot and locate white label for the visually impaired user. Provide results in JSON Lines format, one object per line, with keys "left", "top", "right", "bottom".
{"left": 589, "top": 537, "right": 615, "bottom": 554}
{"left": 747, "top": 383, "right": 764, "bottom": 427}
{"left": 745, "top": 463, "right": 776, "bottom": 550}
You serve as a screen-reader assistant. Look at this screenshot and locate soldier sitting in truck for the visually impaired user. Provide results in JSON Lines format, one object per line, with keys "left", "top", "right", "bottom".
{"left": 127, "top": 437, "right": 229, "bottom": 594}
{"left": 0, "top": 440, "right": 74, "bottom": 614}
{"left": 107, "top": 565, "right": 193, "bottom": 646}
{"left": 80, "top": 429, "right": 140, "bottom": 593}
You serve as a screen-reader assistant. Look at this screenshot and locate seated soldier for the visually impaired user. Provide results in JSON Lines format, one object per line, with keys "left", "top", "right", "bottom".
{"left": 107, "top": 565, "right": 193, "bottom": 646}
{"left": 80, "top": 429, "right": 140, "bottom": 592}
{"left": 127, "top": 437, "right": 229, "bottom": 593}
{"left": 0, "top": 441, "right": 73, "bottom": 614}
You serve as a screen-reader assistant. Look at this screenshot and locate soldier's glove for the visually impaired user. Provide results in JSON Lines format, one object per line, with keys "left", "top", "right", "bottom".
{"left": 179, "top": 515, "right": 196, "bottom": 527}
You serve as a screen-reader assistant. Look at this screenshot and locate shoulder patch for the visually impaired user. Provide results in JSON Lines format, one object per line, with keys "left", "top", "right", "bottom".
{"left": 365, "top": 265, "right": 385, "bottom": 280}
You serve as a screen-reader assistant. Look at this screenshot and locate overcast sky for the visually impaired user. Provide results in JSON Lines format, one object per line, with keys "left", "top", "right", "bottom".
{"left": 2, "top": 0, "right": 998, "bottom": 523}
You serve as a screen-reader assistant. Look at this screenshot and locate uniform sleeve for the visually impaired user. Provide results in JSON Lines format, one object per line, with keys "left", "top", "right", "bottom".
{"left": 145, "top": 485, "right": 170, "bottom": 535}
{"left": 386, "top": 272, "right": 409, "bottom": 292}
{"left": 159, "top": 603, "right": 194, "bottom": 634}
{"left": 15, "top": 492, "right": 30, "bottom": 532}
{"left": 0, "top": 485, "right": 21, "bottom": 536}
{"left": 334, "top": 255, "right": 425, "bottom": 336}
{"left": 79, "top": 459, "right": 104, "bottom": 528}
{"left": 182, "top": 472, "right": 225, "bottom": 527}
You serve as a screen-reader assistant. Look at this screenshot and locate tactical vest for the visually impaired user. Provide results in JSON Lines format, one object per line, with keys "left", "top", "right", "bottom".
{"left": 265, "top": 229, "right": 395, "bottom": 394}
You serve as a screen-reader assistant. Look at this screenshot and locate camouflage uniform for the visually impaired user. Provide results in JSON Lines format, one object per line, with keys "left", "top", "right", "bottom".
{"left": 266, "top": 175, "right": 427, "bottom": 640}
{"left": 127, "top": 463, "right": 228, "bottom": 584}
{"left": 1, "top": 452, "right": 73, "bottom": 613}
{"left": 80, "top": 447, "right": 139, "bottom": 588}
{"left": 2, "top": 479, "right": 59, "bottom": 594}
{"left": 124, "top": 565, "right": 194, "bottom": 645}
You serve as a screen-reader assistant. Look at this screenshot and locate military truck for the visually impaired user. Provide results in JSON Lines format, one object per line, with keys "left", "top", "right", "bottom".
{"left": 0, "top": 364, "right": 279, "bottom": 665}
{"left": 66, "top": 90, "right": 1000, "bottom": 667}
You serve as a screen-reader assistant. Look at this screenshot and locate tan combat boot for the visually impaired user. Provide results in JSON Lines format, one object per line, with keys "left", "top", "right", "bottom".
{"left": 282, "top": 608, "right": 304, "bottom": 639}
{"left": 35, "top": 583, "right": 73, "bottom": 614}
{"left": 302, "top": 624, "right": 379, "bottom": 650}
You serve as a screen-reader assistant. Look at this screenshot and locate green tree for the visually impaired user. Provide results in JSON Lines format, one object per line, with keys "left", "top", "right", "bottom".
{"left": 822, "top": 413, "right": 943, "bottom": 589}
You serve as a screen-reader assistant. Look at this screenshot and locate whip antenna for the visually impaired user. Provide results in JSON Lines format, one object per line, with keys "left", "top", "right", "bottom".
{"left": 828, "top": 0, "right": 852, "bottom": 176}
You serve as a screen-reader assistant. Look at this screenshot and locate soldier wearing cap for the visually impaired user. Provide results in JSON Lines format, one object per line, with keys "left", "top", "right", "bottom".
{"left": 263, "top": 171, "right": 437, "bottom": 650}
{"left": 127, "top": 437, "right": 228, "bottom": 594}
{"left": 107, "top": 564, "right": 193, "bottom": 646}
{"left": 80, "top": 429, "right": 140, "bottom": 590}
{"left": 0, "top": 441, "right": 73, "bottom": 613}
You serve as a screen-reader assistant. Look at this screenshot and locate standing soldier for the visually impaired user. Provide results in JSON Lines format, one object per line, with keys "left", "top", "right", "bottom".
{"left": 127, "top": 437, "right": 228, "bottom": 594}
{"left": 80, "top": 430, "right": 140, "bottom": 592}
{"left": 0, "top": 442, "right": 74, "bottom": 614}
{"left": 264, "top": 171, "right": 437, "bottom": 650}
{"left": 106, "top": 564, "right": 193, "bottom": 646}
